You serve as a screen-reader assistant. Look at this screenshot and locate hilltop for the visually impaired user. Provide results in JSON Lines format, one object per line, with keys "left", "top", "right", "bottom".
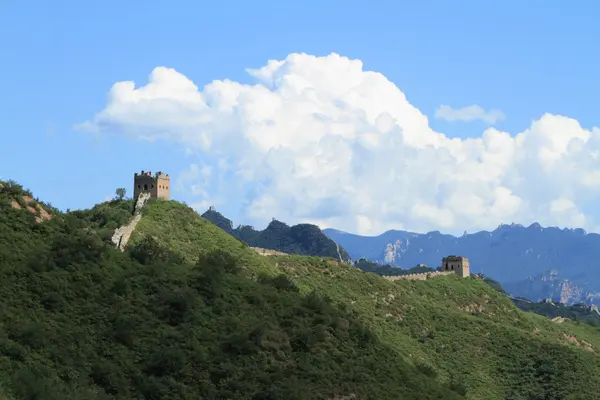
{"left": 201, "top": 207, "right": 350, "bottom": 262}
{"left": 325, "top": 224, "right": 600, "bottom": 305}
{"left": 3, "top": 181, "right": 600, "bottom": 398}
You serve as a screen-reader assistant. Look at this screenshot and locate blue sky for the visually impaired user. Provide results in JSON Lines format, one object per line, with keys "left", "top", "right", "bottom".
{"left": 2, "top": 0, "right": 600, "bottom": 235}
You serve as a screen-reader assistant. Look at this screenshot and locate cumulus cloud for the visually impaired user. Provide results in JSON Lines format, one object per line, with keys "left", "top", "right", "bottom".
{"left": 79, "top": 52, "right": 600, "bottom": 235}
{"left": 435, "top": 105, "right": 505, "bottom": 124}
{"left": 176, "top": 163, "right": 212, "bottom": 197}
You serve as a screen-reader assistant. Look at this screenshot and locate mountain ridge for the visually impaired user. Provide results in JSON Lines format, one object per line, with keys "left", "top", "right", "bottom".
{"left": 324, "top": 223, "right": 600, "bottom": 305}
{"left": 201, "top": 208, "right": 351, "bottom": 262}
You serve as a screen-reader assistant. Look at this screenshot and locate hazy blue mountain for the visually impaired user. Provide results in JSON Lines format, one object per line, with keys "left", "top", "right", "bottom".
{"left": 324, "top": 223, "right": 600, "bottom": 305}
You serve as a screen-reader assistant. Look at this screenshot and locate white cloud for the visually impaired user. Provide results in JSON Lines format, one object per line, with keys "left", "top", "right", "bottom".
{"left": 176, "top": 163, "right": 212, "bottom": 197}
{"left": 435, "top": 105, "right": 505, "bottom": 124}
{"left": 79, "top": 52, "right": 600, "bottom": 235}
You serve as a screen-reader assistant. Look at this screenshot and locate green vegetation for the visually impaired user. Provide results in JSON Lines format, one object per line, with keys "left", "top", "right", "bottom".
{"left": 354, "top": 258, "right": 435, "bottom": 276}
{"left": 477, "top": 274, "right": 507, "bottom": 294}
{"left": 70, "top": 198, "right": 135, "bottom": 241}
{"left": 115, "top": 188, "right": 127, "bottom": 201}
{"left": 0, "top": 184, "right": 455, "bottom": 399}
{"left": 511, "top": 298, "right": 600, "bottom": 326}
{"left": 3, "top": 180, "right": 600, "bottom": 399}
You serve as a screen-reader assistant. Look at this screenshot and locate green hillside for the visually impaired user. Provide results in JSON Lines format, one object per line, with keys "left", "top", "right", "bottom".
{"left": 353, "top": 258, "right": 436, "bottom": 276}
{"left": 2, "top": 183, "right": 600, "bottom": 399}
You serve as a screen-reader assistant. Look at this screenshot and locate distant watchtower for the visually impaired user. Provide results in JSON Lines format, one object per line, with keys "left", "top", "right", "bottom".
{"left": 441, "top": 255, "right": 470, "bottom": 278}
{"left": 133, "top": 170, "right": 170, "bottom": 201}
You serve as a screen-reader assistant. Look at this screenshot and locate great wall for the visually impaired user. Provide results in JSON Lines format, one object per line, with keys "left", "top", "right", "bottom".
{"left": 251, "top": 247, "right": 288, "bottom": 256}
{"left": 382, "top": 270, "right": 456, "bottom": 281}
{"left": 248, "top": 246, "right": 463, "bottom": 281}
{"left": 111, "top": 171, "right": 171, "bottom": 251}
{"left": 111, "top": 192, "right": 151, "bottom": 251}
{"left": 111, "top": 170, "right": 472, "bottom": 282}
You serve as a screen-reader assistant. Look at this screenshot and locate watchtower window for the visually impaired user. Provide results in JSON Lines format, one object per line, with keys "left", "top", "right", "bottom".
{"left": 144, "top": 184, "right": 148, "bottom": 190}
{"left": 137, "top": 185, "right": 140, "bottom": 189}
{"left": 151, "top": 184, "right": 154, "bottom": 189}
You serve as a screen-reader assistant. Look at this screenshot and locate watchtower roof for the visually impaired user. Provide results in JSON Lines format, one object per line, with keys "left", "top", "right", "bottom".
{"left": 443, "top": 255, "right": 467, "bottom": 261}
{"left": 134, "top": 170, "right": 154, "bottom": 177}
{"left": 134, "top": 170, "right": 170, "bottom": 179}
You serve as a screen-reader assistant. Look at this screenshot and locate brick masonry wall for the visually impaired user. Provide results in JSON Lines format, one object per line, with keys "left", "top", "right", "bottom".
{"left": 382, "top": 271, "right": 455, "bottom": 281}
{"left": 251, "top": 247, "right": 288, "bottom": 256}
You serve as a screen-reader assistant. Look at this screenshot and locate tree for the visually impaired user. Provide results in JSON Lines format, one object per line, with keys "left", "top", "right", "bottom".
{"left": 115, "top": 188, "right": 126, "bottom": 200}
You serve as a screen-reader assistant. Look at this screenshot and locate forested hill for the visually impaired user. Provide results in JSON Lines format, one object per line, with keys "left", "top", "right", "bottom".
{"left": 201, "top": 207, "right": 350, "bottom": 261}
{"left": 3, "top": 179, "right": 600, "bottom": 399}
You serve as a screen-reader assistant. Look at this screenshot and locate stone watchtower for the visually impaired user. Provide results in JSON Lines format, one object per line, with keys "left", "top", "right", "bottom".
{"left": 133, "top": 170, "right": 170, "bottom": 201}
{"left": 441, "top": 255, "right": 470, "bottom": 278}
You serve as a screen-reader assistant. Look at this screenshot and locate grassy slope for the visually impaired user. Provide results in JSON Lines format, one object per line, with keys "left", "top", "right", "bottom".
{"left": 0, "top": 191, "right": 458, "bottom": 399}
{"left": 131, "top": 200, "right": 276, "bottom": 275}
{"left": 133, "top": 200, "right": 600, "bottom": 400}
{"left": 3, "top": 188, "right": 600, "bottom": 399}
{"left": 281, "top": 259, "right": 600, "bottom": 399}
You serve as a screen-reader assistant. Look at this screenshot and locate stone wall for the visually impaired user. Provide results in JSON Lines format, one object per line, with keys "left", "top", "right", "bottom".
{"left": 111, "top": 192, "right": 151, "bottom": 251}
{"left": 382, "top": 271, "right": 455, "bottom": 281}
{"left": 251, "top": 247, "right": 288, "bottom": 256}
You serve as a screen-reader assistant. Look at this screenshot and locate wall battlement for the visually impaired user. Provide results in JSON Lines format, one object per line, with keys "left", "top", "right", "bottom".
{"left": 134, "top": 170, "right": 170, "bottom": 179}
{"left": 381, "top": 255, "right": 471, "bottom": 281}
{"left": 382, "top": 271, "right": 455, "bottom": 281}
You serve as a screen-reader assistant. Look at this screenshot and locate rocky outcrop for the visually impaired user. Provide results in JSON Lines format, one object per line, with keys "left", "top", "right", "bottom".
{"left": 384, "top": 239, "right": 409, "bottom": 264}
{"left": 111, "top": 192, "right": 151, "bottom": 251}
{"left": 504, "top": 269, "right": 600, "bottom": 306}
{"left": 10, "top": 195, "right": 52, "bottom": 223}
{"left": 335, "top": 242, "right": 345, "bottom": 263}
{"left": 562, "top": 333, "right": 595, "bottom": 352}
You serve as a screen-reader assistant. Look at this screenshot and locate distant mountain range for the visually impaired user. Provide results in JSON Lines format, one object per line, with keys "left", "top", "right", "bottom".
{"left": 477, "top": 274, "right": 600, "bottom": 325}
{"left": 201, "top": 208, "right": 351, "bottom": 262}
{"left": 199, "top": 208, "right": 600, "bottom": 306}
{"left": 200, "top": 207, "right": 600, "bottom": 320}
{"left": 324, "top": 223, "right": 600, "bottom": 306}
